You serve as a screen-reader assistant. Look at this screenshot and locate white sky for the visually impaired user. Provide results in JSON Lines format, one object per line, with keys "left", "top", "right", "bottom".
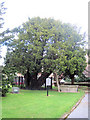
{"left": 3, "top": 0, "right": 89, "bottom": 33}
{"left": 0, "top": 0, "right": 89, "bottom": 65}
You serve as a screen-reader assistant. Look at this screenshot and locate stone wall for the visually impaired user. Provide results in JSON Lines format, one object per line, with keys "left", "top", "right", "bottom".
{"left": 60, "top": 85, "right": 78, "bottom": 92}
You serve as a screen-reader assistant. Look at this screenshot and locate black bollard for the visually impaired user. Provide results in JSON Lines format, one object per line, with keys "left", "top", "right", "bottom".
{"left": 47, "top": 86, "right": 49, "bottom": 96}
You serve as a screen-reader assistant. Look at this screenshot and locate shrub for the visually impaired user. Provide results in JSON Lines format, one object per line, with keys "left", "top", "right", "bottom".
{"left": 74, "top": 74, "right": 90, "bottom": 82}
{"left": 65, "top": 77, "right": 71, "bottom": 82}
{"left": 2, "top": 74, "right": 9, "bottom": 97}
{"left": 2, "top": 86, "right": 8, "bottom": 97}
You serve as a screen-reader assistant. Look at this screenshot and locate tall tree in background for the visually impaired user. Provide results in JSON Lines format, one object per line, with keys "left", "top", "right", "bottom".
{"left": 0, "top": 1, "right": 9, "bottom": 97}
{"left": 58, "top": 23, "right": 87, "bottom": 84}
{"left": 63, "top": 42, "right": 87, "bottom": 84}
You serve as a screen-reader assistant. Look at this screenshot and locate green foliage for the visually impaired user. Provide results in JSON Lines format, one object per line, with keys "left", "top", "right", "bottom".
{"left": 65, "top": 77, "right": 71, "bottom": 82}
{"left": 63, "top": 42, "right": 87, "bottom": 80}
{"left": 74, "top": 74, "right": 90, "bottom": 82}
{"left": 1, "top": 66, "right": 15, "bottom": 97}
{"left": 0, "top": 63, "right": 9, "bottom": 97}
{"left": 2, "top": 65, "right": 17, "bottom": 86}
{"left": 3, "top": 17, "right": 87, "bottom": 85}
{"left": 4, "top": 17, "right": 65, "bottom": 74}
{"left": 2, "top": 74, "right": 9, "bottom": 97}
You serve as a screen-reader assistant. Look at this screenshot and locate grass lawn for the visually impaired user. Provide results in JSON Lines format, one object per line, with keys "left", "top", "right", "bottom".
{"left": 2, "top": 89, "right": 84, "bottom": 118}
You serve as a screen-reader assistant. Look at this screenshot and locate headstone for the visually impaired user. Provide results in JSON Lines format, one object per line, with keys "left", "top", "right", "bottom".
{"left": 12, "top": 87, "right": 19, "bottom": 93}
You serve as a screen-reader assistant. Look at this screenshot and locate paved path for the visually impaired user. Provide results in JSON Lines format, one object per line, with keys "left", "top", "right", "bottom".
{"left": 67, "top": 93, "right": 89, "bottom": 119}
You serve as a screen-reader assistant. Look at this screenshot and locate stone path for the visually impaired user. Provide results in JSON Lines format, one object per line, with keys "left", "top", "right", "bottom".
{"left": 66, "top": 93, "right": 90, "bottom": 119}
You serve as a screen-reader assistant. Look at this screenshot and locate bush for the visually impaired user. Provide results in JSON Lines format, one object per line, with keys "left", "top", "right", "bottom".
{"left": 74, "top": 77, "right": 81, "bottom": 82}
{"left": 74, "top": 74, "right": 90, "bottom": 82}
{"left": 2, "top": 86, "right": 8, "bottom": 97}
{"left": 65, "top": 77, "right": 71, "bottom": 82}
{"left": 2, "top": 74, "right": 9, "bottom": 97}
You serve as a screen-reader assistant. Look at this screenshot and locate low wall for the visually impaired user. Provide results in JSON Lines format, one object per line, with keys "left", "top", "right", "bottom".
{"left": 60, "top": 85, "right": 78, "bottom": 92}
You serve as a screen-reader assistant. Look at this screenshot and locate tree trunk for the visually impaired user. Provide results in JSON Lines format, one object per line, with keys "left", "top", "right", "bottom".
{"left": 54, "top": 72, "right": 60, "bottom": 92}
{"left": 30, "top": 72, "right": 38, "bottom": 89}
{"left": 24, "top": 69, "right": 31, "bottom": 89}
{"left": 18, "top": 77, "right": 20, "bottom": 86}
{"left": 20, "top": 77, "right": 23, "bottom": 89}
{"left": 37, "top": 71, "right": 52, "bottom": 88}
{"left": 71, "top": 75, "right": 74, "bottom": 85}
{"left": 24, "top": 70, "right": 52, "bottom": 90}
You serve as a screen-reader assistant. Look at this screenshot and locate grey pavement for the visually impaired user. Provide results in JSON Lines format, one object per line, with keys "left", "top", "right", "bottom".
{"left": 66, "top": 93, "right": 90, "bottom": 119}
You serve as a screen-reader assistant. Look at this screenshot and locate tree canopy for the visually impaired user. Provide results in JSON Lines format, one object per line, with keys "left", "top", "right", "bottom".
{"left": 3, "top": 17, "right": 87, "bottom": 89}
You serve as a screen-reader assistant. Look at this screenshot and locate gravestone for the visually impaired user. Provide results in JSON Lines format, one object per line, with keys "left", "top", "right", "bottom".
{"left": 12, "top": 87, "right": 19, "bottom": 93}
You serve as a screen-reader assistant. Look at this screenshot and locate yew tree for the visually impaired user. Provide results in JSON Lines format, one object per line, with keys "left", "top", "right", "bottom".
{"left": 4, "top": 17, "right": 87, "bottom": 88}
{"left": 63, "top": 42, "right": 87, "bottom": 84}
{"left": 4, "top": 17, "right": 65, "bottom": 89}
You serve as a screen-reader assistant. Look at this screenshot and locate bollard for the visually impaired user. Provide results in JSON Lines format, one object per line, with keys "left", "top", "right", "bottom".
{"left": 47, "top": 86, "right": 49, "bottom": 96}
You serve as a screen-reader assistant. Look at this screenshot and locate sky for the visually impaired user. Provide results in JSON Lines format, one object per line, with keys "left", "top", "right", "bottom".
{"left": 3, "top": 0, "right": 89, "bottom": 32}
{"left": 0, "top": 0, "right": 89, "bottom": 65}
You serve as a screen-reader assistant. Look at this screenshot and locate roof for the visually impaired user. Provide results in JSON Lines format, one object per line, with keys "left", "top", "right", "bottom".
{"left": 17, "top": 73, "right": 24, "bottom": 77}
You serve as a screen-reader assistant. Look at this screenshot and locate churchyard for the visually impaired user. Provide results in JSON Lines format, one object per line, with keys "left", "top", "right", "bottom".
{"left": 2, "top": 88, "right": 84, "bottom": 118}
{"left": 0, "top": 1, "right": 90, "bottom": 119}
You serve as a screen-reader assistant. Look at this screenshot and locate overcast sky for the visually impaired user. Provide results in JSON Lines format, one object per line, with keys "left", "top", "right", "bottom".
{"left": 3, "top": 0, "right": 89, "bottom": 33}
{"left": 0, "top": 0, "right": 89, "bottom": 65}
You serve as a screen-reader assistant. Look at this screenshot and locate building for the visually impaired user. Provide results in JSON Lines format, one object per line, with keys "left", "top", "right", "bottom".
{"left": 14, "top": 73, "right": 24, "bottom": 85}
{"left": 83, "top": 54, "right": 90, "bottom": 78}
